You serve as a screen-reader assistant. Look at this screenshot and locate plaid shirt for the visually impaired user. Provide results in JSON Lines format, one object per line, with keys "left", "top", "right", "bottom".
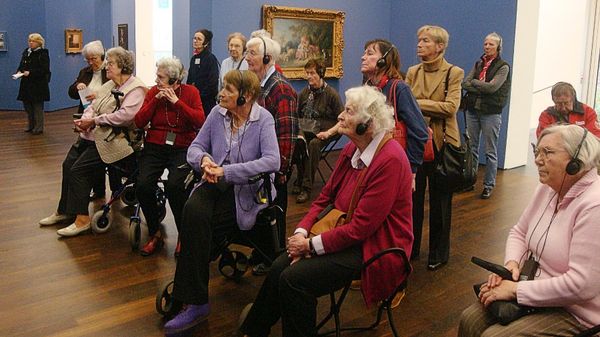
{"left": 257, "top": 71, "right": 298, "bottom": 175}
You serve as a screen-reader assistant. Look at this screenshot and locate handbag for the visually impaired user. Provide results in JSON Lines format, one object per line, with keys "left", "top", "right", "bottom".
{"left": 388, "top": 79, "right": 434, "bottom": 162}
{"left": 309, "top": 136, "right": 391, "bottom": 237}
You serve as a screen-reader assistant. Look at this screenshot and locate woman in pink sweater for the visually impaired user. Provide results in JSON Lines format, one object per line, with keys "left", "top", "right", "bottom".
{"left": 459, "top": 124, "right": 600, "bottom": 336}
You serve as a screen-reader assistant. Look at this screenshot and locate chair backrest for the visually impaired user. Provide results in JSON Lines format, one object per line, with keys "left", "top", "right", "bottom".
{"left": 320, "top": 134, "right": 343, "bottom": 159}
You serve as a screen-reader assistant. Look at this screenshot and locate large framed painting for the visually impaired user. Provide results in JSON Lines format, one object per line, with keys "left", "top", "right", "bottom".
{"left": 65, "top": 29, "right": 83, "bottom": 54}
{"left": 262, "top": 5, "right": 345, "bottom": 79}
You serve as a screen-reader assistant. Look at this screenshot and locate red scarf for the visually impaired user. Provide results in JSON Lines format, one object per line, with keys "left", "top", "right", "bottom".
{"left": 478, "top": 55, "right": 496, "bottom": 81}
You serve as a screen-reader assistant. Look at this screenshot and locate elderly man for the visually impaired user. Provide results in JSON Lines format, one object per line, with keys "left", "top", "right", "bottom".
{"left": 246, "top": 32, "right": 298, "bottom": 274}
{"left": 536, "top": 81, "right": 600, "bottom": 138}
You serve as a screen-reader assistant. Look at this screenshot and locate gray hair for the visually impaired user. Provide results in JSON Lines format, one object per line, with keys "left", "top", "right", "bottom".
{"left": 345, "top": 85, "right": 395, "bottom": 134}
{"left": 540, "top": 124, "right": 600, "bottom": 170}
{"left": 247, "top": 35, "right": 281, "bottom": 64}
{"left": 156, "top": 57, "right": 186, "bottom": 82}
{"left": 82, "top": 40, "right": 104, "bottom": 59}
{"left": 485, "top": 32, "right": 503, "bottom": 54}
{"left": 105, "top": 47, "right": 135, "bottom": 75}
{"left": 250, "top": 29, "right": 271, "bottom": 39}
{"left": 28, "top": 33, "right": 45, "bottom": 48}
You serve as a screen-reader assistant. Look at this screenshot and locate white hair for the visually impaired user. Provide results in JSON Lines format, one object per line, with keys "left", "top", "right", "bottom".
{"left": 246, "top": 35, "right": 281, "bottom": 64}
{"left": 82, "top": 40, "right": 104, "bottom": 59}
{"left": 156, "top": 56, "right": 186, "bottom": 82}
{"left": 345, "top": 85, "right": 395, "bottom": 134}
{"left": 540, "top": 124, "right": 600, "bottom": 170}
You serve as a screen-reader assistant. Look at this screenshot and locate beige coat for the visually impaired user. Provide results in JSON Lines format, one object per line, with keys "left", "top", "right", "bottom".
{"left": 405, "top": 55, "right": 464, "bottom": 150}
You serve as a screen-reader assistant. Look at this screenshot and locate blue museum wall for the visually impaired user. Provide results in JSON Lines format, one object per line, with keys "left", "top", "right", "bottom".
{"left": 0, "top": 0, "right": 46, "bottom": 111}
{"left": 0, "top": 0, "right": 112, "bottom": 111}
{"left": 393, "top": 0, "right": 518, "bottom": 168}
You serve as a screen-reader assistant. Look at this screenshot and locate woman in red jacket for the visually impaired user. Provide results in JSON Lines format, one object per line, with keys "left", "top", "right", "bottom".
{"left": 238, "top": 85, "right": 414, "bottom": 337}
{"left": 134, "top": 57, "right": 205, "bottom": 256}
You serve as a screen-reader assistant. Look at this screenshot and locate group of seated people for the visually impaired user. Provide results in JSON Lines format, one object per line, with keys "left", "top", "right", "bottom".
{"left": 36, "top": 25, "right": 600, "bottom": 337}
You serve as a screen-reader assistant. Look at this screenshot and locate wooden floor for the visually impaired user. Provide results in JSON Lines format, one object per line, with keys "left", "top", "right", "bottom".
{"left": 0, "top": 108, "right": 540, "bottom": 337}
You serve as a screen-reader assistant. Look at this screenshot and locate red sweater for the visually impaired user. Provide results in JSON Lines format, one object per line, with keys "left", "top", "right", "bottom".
{"left": 135, "top": 84, "right": 205, "bottom": 148}
{"left": 297, "top": 140, "right": 414, "bottom": 306}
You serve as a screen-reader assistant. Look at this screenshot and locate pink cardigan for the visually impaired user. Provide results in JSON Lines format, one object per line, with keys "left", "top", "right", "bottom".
{"left": 505, "top": 169, "right": 600, "bottom": 327}
{"left": 297, "top": 140, "right": 414, "bottom": 306}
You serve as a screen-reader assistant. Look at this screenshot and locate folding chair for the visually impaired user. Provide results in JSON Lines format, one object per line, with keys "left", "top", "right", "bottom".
{"left": 316, "top": 247, "right": 412, "bottom": 337}
{"left": 317, "top": 134, "right": 343, "bottom": 184}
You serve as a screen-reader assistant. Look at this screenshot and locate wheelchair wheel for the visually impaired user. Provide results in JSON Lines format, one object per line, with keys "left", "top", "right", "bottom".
{"left": 121, "top": 185, "right": 138, "bottom": 206}
{"left": 91, "top": 210, "right": 111, "bottom": 234}
{"left": 128, "top": 218, "right": 141, "bottom": 251}
{"left": 156, "top": 280, "right": 182, "bottom": 317}
{"left": 218, "top": 249, "right": 249, "bottom": 281}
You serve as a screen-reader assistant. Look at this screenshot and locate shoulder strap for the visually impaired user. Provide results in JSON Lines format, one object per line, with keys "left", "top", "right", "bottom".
{"left": 387, "top": 79, "right": 400, "bottom": 122}
{"left": 346, "top": 134, "right": 392, "bottom": 221}
{"left": 444, "top": 65, "right": 454, "bottom": 99}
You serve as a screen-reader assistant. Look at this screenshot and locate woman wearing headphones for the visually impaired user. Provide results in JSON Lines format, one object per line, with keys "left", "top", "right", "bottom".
{"left": 459, "top": 124, "right": 600, "bottom": 336}
{"left": 134, "top": 57, "right": 205, "bottom": 256}
{"left": 187, "top": 29, "right": 219, "bottom": 116}
{"left": 405, "top": 25, "right": 464, "bottom": 270}
{"left": 463, "top": 32, "right": 511, "bottom": 200}
{"left": 163, "top": 70, "right": 280, "bottom": 336}
{"left": 360, "top": 38, "right": 429, "bottom": 187}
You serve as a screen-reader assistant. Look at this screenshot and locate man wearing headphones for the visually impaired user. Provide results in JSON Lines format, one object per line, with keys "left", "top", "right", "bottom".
{"left": 537, "top": 81, "right": 600, "bottom": 139}
{"left": 187, "top": 29, "right": 219, "bottom": 117}
{"left": 246, "top": 32, "right": 299, "bottom": 274}
{"left": 219, "top": 32, "right": 249, "bottom": 90}
{"left": 134, "top": 57, "right": 205, "bottom": 257}
{"left": 294, "top": 58, "right": 343, "bottom": 204}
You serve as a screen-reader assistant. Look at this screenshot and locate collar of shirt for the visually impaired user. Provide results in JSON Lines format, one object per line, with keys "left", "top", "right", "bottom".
{"left": 217, "top": 102, "right": 261, "bottom": 122}
{"left": 351, "top": 131, "right": 386, "bottom": 169}
{"left": 260, "top": 65, "right": 276, "bottom": 87}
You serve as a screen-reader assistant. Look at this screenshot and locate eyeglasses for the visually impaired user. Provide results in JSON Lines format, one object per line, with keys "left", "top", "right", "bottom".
{"left": 531, "top": 143, "right": 567, "bottom": 159}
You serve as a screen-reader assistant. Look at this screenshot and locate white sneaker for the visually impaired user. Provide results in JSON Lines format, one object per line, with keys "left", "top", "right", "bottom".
{"left": 39, "top": 213, "right": 72, "bottom": 226}
{"left": 57, "top": 223, "right": 90, "bottom": 237}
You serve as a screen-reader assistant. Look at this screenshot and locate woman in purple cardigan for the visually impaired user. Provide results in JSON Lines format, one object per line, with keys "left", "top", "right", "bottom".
{"left": 238, "top": 85, "right": 414, "bottom": 337}
{"left": 163, "top": 70, "right": 280, "bottom": 336}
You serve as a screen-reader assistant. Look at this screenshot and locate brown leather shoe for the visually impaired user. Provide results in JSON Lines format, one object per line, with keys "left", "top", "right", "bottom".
{"left": 140, "top": 236, "right": 164, "bottom": 256}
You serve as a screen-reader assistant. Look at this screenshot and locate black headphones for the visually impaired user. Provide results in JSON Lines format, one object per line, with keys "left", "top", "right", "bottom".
{"left": 259, "top": 37, "right": 271, "bottom": 65}
{"left": 376, "top": 44, "right": 396, "bottom": 69}
{"left": 236, "top": 70, "right": 246, "bottom": 106}
{"left": 356, "top": 117, "right": 372, "bottom": 135}
{"left": 566, "top": 127, "right": 588, "bottom": 175}
{"left": 168, "top": 77, "right": 177, "bottom": 85}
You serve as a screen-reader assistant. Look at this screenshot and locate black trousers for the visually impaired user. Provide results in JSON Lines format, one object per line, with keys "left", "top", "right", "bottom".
{"left": 274, "top": 177, "right": 289, "bottom": 253}
{"left": 23, "top": 100, "right": 44, "bottom": 133}
{"left": 172, "top": 183, "right": 237, "bottom": 304}
{"left": 58, "top": 138, "right": 106, "bottom": 215}
{"left": 241, "top": 246, "right": 363, "bottom": 337}
{"left": 135, "top": 143, "right": 189, "bottom": 236}
{"left": 412, "top": 160, "right": 453, "bottom": 264}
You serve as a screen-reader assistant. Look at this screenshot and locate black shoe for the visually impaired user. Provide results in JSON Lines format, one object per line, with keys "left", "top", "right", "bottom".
{"left": 24, "top": 128, "right": 33, "bottom": 133}
{"left": 481, "top": 187, "right": 493, "bottom": 199}
{"left": 31, "top": 131, "right": 43, "bottom": 135}
{"left": 427, "top": 261, "right": 447, "bottom": 271}
{"left": 296, "top": 190, "right": 309, "bottom": 204}
{"left": 252, "top": 262, "right": 270, "bottom": 276}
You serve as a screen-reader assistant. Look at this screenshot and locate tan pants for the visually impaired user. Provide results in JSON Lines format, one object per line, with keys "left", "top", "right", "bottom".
{"left": 458, "top": 303, "right": 587, "bottom": 337}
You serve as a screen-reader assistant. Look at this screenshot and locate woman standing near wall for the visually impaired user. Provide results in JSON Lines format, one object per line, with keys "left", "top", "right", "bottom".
{"left": 15, "top": 33, "right": 50, "bottom": 135}
{"left": 405, "top": 25, "right": 464, "bottom": 270}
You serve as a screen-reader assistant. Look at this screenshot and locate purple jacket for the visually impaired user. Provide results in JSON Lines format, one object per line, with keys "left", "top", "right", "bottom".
{"left": 187, "top": 103, "right": 280, "bottom": 229}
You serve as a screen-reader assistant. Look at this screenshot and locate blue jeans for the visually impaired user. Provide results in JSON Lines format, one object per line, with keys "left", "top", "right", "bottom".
{"left": 466, "top": 110, "right": 502, "bottom": 188}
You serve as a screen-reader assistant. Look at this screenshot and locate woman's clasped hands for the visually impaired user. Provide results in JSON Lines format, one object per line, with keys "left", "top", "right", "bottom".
{"left": 478, "top": 260, "right": 520, "bottom": 307}
{"left": 200, "top": 156, "right": 224, "bottom": 183}
{"left": 286, "top": 233, "right": 311, "bottom": 265}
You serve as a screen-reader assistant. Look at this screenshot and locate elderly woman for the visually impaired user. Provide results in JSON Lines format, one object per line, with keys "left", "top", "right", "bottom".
{"left": 68, "top": 40, "right": 110, "bottom": 200}
{"left": 162, "top": 70, "right": 280, "bottom": 336}
{"left": 293, "top": 58, "right": 343, "bottom": 204}
{"left": 238, "top": 85, "right": 414, "bottom": 337}
{"left": 220, "top": 32, "right": 249, "bottom": 89}
{"left": 134, "top": 57, "right": 205, "bottom": 256}
{"left": 405, "top": 25, "right": 464, "bottom": 270}
{"left": 187, "top": 29, "right": 219, "bottom": 116}
{"left": 15, "top": 33, "right": 50, "bottom": 135}
{"left": 458, "top": 125, "right": 600, "bottom": 337}
{"left": 463, "top": 32, "right": 511, "bottom": 199}
{"left": 361, "top": 38, "right": 429, "bottom": 178}
{"left": 39, "top": 47, "right": 146, "bottom": 237}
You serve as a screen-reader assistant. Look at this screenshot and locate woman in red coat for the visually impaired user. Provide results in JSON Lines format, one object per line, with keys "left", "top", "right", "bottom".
{"left": 134, "top": 57, "right": 205, "bottom": 256}
{"left": 239, "top": 85, "right": 414, "bottom": 337}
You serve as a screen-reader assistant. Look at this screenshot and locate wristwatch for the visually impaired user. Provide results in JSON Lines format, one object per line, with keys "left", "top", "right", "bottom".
{"left": 308, "top": 238, "right": 317, "bottom": 255}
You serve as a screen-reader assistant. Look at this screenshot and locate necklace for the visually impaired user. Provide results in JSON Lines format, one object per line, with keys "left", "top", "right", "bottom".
{"left": 164, "top": 86, "right": 182, "bottom": 128}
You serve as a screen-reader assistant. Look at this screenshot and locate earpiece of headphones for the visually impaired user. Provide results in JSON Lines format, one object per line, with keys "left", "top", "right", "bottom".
{"left": 259, "top": 37, "right": 271, "bottom": 65}
{"left": 566, "top": 128, "right": 588, "bottom": 175}
{"left": 236, "top": 70, "right": 246, "bottom": 106}
{"left": 168, "top": 77, "right": 177, "bottom": 85}
{"left": 317, "top": 64, "right": 326, "bottom": 79}
{"left": 355, "top": 117, "right": 372, "bottom": 135}
{"left": 376, "top": 44, "right": 396, "bottom": 69}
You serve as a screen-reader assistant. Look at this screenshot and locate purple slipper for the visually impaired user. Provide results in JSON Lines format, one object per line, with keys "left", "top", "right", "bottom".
{"left": 164, "top": 303, "right": 210, "bottom": 337}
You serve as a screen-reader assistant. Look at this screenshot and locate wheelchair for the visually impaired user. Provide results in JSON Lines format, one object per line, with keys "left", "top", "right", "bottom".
{"left": 89, "top": 153, "right": 167, "bottom": 250}
{"left": 155, "top": 172, "right": 282, "bottom": 318}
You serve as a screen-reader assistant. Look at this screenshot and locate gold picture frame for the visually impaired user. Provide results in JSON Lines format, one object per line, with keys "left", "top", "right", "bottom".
{"left": 262, "top": 5, "right": 345, "bottom": 79}
{"left": 65, "top": 29, "right": 83, "bottom": 54}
